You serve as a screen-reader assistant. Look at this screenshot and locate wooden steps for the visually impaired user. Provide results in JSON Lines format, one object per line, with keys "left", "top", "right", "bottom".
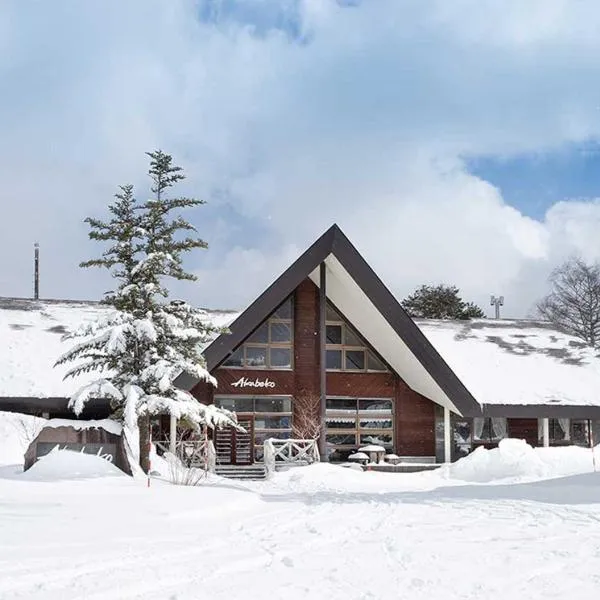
{"left": 215, "top": 465, "right": 268, "bottom": 480}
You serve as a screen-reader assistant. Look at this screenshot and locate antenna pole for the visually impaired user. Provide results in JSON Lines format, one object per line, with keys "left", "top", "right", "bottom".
{"left": 34, "top": 243, "right": 40, "bottom": 300}
{"left": 490, "top": 295, "right": 504, "bottom": 319}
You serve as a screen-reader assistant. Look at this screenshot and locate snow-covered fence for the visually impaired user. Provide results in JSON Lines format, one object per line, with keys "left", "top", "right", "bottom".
{"left": 155, "top": 439, "right": 216, "bottom": 472}
{"left": 263, "top": 438, "right": 320, "bottom": 475}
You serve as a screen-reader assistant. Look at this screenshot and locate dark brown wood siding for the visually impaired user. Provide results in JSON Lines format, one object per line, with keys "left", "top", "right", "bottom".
{"left": 292, "top": 279, "right": 321, "bottom": 434}
{"left": 326, "top": 372, "right": 396, "bottom": 398}
{"left": 395, "top": 380, "right": 436, "bottom": 456}
{"left": 195, "top": 277, "right": 438, "bottom": 457}
{"left": 508, "top": 418, "right": 539, "bottom": 446}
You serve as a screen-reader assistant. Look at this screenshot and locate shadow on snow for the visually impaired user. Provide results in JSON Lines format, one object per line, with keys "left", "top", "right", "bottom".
{"left": 259, "top": 472, "right": 600, "bottom": 507}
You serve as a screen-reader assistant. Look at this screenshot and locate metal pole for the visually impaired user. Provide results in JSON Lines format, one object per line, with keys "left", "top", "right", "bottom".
{"left": 319, "top": 262, "right": 328, "bottom": 462}
{"left": 147, "top": 420, "right": 152, "bottom": 488}
{"left": 34, "top": 243, "right": 40, "bottom": 300}
{"left": 589, "top": 419, "right": 597, "bottom": 472}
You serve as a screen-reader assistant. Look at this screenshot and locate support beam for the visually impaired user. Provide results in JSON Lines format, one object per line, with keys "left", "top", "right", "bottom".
{"left": 542, "top": 417, "right": 549, "bottom": 447}
{"left": 319, "top": 262, "right": 328, "bottom": 462}
{"left": 443, "top": 407, "right": 452, "bottom": 463}
{"left": 169, "top": 414, "right": 177, "bottom": 454}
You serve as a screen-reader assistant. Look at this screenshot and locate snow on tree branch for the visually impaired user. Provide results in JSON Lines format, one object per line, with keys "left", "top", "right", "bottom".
{"left": 57, "top": 149, "right": 236, "bottom": 473}
{"left": 70, "top": 379, "right": 123, "bottom": 416}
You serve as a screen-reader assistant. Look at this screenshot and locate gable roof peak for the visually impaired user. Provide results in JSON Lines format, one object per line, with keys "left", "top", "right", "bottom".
{"left": 203, "top": 223, "right": 481, "bottom": 417}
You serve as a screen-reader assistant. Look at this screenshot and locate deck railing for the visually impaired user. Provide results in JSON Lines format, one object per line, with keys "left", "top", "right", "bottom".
{"left": 154, "top": 439, "right": 216, "bottom": 473}
{"left": 263, "top": 438, "right": 320, "bottom": 475}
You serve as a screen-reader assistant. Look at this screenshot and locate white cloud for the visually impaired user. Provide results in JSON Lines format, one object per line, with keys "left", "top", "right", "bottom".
{"left": 2, "top": 0, "right": 600, "bottom": 317}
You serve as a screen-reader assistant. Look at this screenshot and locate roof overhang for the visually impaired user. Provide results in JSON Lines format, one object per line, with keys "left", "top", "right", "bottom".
{"left": 204, "top": 224, "right": 482, "bottom": 416}
{"left": 308, "top": 255, "right": 464, "bottom": 413}
{"left": 483, "top": 403, "right": 600, "bottom": 419}
{"left": 0, "top": 397, "right": 112, "bottom": 419}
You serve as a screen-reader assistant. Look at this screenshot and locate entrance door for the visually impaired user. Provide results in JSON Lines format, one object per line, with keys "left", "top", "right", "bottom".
{"left": 214, "top": 417, "right": 254, "bottom": 465}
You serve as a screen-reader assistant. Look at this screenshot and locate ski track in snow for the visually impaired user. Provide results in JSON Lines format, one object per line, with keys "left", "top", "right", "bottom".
{"left": 2, "top": 473, "right": 600, "bottom": 600}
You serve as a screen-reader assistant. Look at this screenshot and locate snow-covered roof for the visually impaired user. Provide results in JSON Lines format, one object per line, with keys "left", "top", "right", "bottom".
{"left": 417, "top": 319, "right": 600, "bottom": 408}
{"left": 0, "top": 297, "right": 237, "bottom": 399}
{"left": 3, "top": 295, "right": 600, "bottom": 413}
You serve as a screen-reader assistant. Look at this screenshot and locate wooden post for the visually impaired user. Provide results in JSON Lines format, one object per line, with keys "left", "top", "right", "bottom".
{"left": 319, "top": 261, "right": 328, "bottom": 462}
{"left": 444, "top": 407, "right": 451, "bottom": 463}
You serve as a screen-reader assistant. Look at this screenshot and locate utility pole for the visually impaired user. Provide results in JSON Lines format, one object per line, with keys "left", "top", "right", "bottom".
{"left": 34, "top": 243, "right": 40, "bottom": 300}
{"left": 490, "top": 295, "right": 504, "bottom": 319}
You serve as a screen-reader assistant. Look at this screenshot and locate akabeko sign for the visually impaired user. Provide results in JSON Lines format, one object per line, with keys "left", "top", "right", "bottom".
{"left": 231, "top": 376, "right": 276, "bottom": 389}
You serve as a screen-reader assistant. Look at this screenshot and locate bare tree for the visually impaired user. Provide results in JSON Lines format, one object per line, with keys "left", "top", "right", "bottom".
{"left": 292, "top": 394, "right": 321, "bottom": 440}
{"left": 11, "top": 414, "right": 45, "bottom": 449}
{"left": 537, "top": 257, "right": 600, "bottom": 348}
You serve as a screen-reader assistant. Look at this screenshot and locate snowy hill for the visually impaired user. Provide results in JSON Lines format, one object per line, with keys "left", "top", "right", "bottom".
{"left": 0, "top": 297, "right": 238, "bottom": 398}
{"left": 2, "top": 296, "right": 600, "bottom": 410}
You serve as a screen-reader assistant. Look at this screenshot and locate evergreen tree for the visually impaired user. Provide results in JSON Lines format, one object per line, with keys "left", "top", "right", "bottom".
{"left": 401, "top": 284, "right": 485, "bottom": 320}
{"left": 56, "top": 151, "right": 236, "bottom": 474}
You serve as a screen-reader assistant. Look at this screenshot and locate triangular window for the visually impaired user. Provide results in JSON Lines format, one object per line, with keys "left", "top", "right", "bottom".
{"left": 222, "top": 296, "right": 293, "bottom": 370}
{"left": 325, "top": 302, "right": 388, "bottom": 372}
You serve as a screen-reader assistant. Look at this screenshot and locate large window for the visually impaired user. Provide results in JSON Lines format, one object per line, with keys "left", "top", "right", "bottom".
{"left": 223, "top": 297, "right": 293, "bottom": 370}
{"left": 325, "top": 397, "right": 393, "bottom": 462}
{"left": 472, "top": 417, "right": 507, "bottom": 443}
{"left": 214, "top": 396, "right": 293, "bottom": 460}
{"left": 538, "top": 418, "right": 591, "bottom": 446}
{"left": 434, "top": 414, "right": 507, "bottom": 463}
{"left": 325, "top": 303, "right": 388, "bottom": 373}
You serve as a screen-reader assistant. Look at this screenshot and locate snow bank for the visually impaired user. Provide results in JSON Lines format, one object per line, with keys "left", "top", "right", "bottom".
{"left": 444, "top": 438, "right": 598, "bottom": 483}
{"left": 21, "top": 448, "right": 125, "bottom": 481}
{"left": 0, "top": 411, "right": 47, "bottom": 466}
{"left": 256, "top": 441, "right": 600, "bottom": 495}
{"left": 252, "top": 462, "right": 442, "bottom": 495}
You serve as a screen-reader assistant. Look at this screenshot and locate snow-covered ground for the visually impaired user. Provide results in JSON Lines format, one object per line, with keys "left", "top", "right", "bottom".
{"left": 2, "top": 412, "right": 600, "bottom": 599}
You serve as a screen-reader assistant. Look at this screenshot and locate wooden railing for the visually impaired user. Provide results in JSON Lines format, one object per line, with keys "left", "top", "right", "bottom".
{"left": 154, "top": 439, "right": 216, "bottom": 472}
{"left": 263, "top": 438, "right": 320, "bottom": 475}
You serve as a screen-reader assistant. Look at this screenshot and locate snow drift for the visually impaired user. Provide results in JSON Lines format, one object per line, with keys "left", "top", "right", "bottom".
{"left": 20, "top": 448, "right": 125, "bottom": 481}
{"left": 444, "top": 438, "right": 598, "bottom": 483}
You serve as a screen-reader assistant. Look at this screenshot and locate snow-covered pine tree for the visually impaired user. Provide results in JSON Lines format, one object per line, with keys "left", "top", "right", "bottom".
{"left": 56, "top": 152, "right": 237, "bottom": 474}
{"left": 401, "top": 284, "right": 485, "bottom": 320}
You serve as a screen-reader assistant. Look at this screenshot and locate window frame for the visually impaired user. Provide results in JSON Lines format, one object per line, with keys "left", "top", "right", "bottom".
{"left": 325, "top": 305, "right": 389, "bottom": 374}
{"left": 538, "top": 418, "right": 595, "bottom": 447}
{"left": 222, "top": 297, "right": 294, "bottom": 371}
{"left": 472, "top": 417, "right": 507, "bottom": 443}
{"left": 325, "top": 396, "right": 394, "bottom": 460}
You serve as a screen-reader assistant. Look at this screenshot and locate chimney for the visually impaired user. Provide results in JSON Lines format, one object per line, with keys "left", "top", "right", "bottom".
{"left": 34, "top": 243, "right": 39, "bottom": 300}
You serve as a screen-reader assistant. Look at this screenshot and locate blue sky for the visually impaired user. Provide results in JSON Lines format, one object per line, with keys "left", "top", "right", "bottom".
{"left": 469, "top": 146, "right": 600, "bottom": 219}
{"left": 2, "top": 0, "right": 600, "bottom": 318}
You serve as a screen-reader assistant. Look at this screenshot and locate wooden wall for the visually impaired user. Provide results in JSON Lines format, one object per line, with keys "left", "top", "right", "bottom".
{"left": 194, "top": 277, "right": 437, "bottom": 457}
{"left": 508, "top": 418, "right": 539, "bottom": 447}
